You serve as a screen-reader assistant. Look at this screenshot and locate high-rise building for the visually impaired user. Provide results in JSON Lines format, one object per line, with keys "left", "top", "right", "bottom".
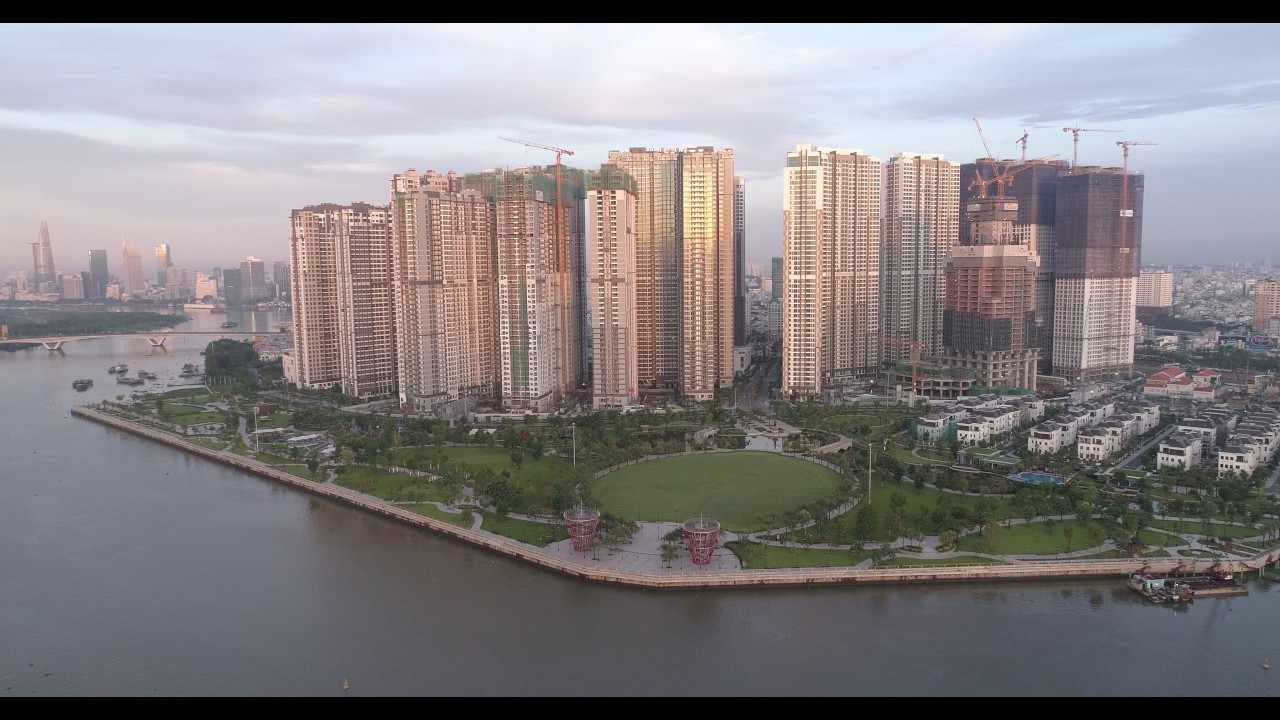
{"left": 240, "top": 256, "right": 267, "bottom": 303}
{"left": 390, "top": 169, "right": 498, "bottom": 415}
{"left": 881, "top": 152, "right": 960, "bottom": 360}
{"left": 79, "top": 271, "right": 98, "bottom": 303}
{"left": 193, "top": 272, "right": 218, "bottom": 301}
{"left": 959, "top": 160, "right": 1070, "bottom": 375}
{"left": 32, "top": 221, "right": 56, "bottom": 288}
{"left": 290, "top": 202, "right": 397, "bottom": 399}
{"left": 608, "top": 146, "right": 735, "bottom": 401}
{"left": 221, "top": 268, "right": 241, "bottom": 306}
{"left": 771, "top": 257, "right": 783, "bottom": 302}
{"left": 1253, "top": 278, "right": 1280, "bottom": 334}
{"left": 272, "top": 261, "right": 290, "bottom": 300}
{"left": 88, "top": 249, "right": 109, "bottom": 301}
{"left": 781, "top": 144, "right": 882, "bottom": 399}
{"left": 154, "top": 244, "right": 172, "bottom": 285}
{"left": 464, "top": 166, "right": 584, "bottom": 412}
{"left": 733, "top": 176, "right": 747, "bottom": 347}
{"left": 121, "top": 240, "right": 145, "bottom": 298}
{"left": 60, "top": 273, "right": 84, "bottom": 300}
{"left": 1136, "top": 270, "right": 1174, "bottom": 316}
{"left": 941, "top": 179, "right": 1040, "bottom": 392}
{"left": 585, "top": 165, "right": 640, "bottom": 409}
{"left": 1052, "top": 167, "right": 1143, "bottom": 383}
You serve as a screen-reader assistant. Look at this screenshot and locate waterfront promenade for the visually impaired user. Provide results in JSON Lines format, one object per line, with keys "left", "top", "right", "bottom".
{"left": 71, "top": 405, "right": 1280, "bottom": 590}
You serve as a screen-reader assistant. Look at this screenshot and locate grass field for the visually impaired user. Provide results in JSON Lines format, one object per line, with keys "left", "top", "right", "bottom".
{"left": 954, "top": 518, "right": 1106, "bottom": 555}
{"left": 592, "top": 451, "right": 844, "bottom": 531}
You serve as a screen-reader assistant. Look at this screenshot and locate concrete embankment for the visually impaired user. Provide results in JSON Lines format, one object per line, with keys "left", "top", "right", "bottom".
{"left": 73, "top": 405, "right": 1191, "bottom": 590}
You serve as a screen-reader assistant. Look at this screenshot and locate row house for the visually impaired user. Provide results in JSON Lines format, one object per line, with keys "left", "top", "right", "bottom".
{"left": 1077, "top": 426, "right": 1121, "bottom": 463}
{"left": 1157, "top": 432, "right": 1204, "bottom": 471}
{"left": 1173, "top": 416, "right": 1233, "bottom": 463}
{"left": 1217, "top": 409, "right": 1280, "bottom": 479}
{"left": 917, "top": 396, "right": 1044, "bottom": 446}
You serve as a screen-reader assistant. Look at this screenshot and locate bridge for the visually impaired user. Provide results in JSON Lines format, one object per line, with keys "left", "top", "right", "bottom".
{"left": 0, "top": 331, "right": 281, "bottom": 351}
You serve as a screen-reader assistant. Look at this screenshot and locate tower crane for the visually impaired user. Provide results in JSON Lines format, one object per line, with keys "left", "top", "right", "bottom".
{"left": 969, "top": 153, "right": 1058, "bottom": 198}
{"left": 1116, "top": 140, "right": 1156, "bottom": 246}
{"left": 880, "top": 336, "right": 921, "bottom": 389}
{"left": 1015, "top": 131, "right": 1028, "bottom": 163}
{"left": 1062, "top": 126, "right": 1122, "bottom": 170}
{"left": 499, "top": 136, "right": 577, "bottom": 400}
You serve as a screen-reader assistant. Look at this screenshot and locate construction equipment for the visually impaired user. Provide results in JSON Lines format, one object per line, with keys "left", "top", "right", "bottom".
{"left": 1062, "top": 126, "right": 1122, "bottom": 169}
{"left": 969, "top": 153, "right": 1058, "bottom": 198}
{"left": 880, "top": 336, "right": 920, "bottom": 388}
{"left": 498, "top": 137, "right": 576, "bottom": 399}
{"left": 1116, "top": 140, "right": 1156, "bottom": 246}
{"left": 1015, "top": 131, "right": 1029, "bottom": 163}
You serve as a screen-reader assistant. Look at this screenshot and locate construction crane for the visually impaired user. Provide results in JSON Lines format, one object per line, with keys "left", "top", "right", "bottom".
{"left": 1015, "top": 131, "right": 1029, "bottom": 163}
{"left": 498, "top": 136, "right": 576, "bottom": 399}
{"left": 969, "top": 153, "right": 1058, "bottom": 198}
{"left": 1116, "top": 140, "right": 1156, "bottom": 247}
{"left": 972, "top": 118, "right": 999, "bottom": 166}
{"left": 880, "top": 336, "right": 920, "bottom": 389}
{"left": 1062, "top": 126, "right": 1122, "bottom": 170}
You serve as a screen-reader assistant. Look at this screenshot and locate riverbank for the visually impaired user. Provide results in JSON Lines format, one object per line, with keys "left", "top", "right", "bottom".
{"left": 70, "top": 404, "right": 1280, "bottom": 590}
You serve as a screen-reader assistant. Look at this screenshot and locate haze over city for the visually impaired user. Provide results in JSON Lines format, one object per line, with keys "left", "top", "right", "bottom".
{"left": 3, "top": 22, "right": 1279, "bottom": 276}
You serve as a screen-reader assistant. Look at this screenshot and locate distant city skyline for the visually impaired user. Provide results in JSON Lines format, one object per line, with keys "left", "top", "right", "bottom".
{"left": 3, "top": 23, "right": 1280, "bottom": 277}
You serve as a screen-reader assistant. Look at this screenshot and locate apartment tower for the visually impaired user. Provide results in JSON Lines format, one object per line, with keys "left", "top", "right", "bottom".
{"left": 1253, "top": 278, "right": 1280, "bottom": 334}
{"left": 941, "top": 183, "right": 1040, "bottom": 392}
{"left": 1051, "top": 168, "right": 1143, "bottom": 383}
{"left": 782, "top": 144, "right": 882, "bottom": 399}
{"left": 464, "top": 167, "right": 584, "bottom": 412}
{"left": 390, "top": 169, "right": 498, "bottom": 415}
{"left": 240, "top": 256, "right": 267, "bottom": 304}
{"left": 1136, "top": 270, "right": 1174, "bottom": 316}
{"left": 608, "top": 146, "right": 736, "bottom": 401}
{"left": 733, "top": 176, "right": 747, "bottom": 347}
{"left": 881, "top": 152, "right": 960, "bottom": 361}
{"left": 960, "top": 159, "right": 1069, "bottom": 375}
{"left": 289, "top": 202, "right": 397, "bottom": 399}
{"left": 88, "top": 249, "right": 109, "bottom": 301}
{"left": 585, "top": 165, "right": 640, "bottom": 409}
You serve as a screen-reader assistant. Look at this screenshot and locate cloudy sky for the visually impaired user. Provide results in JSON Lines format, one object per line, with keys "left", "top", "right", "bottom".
{"left": 3, "top": 23, "right": 1279, "bottom": 282}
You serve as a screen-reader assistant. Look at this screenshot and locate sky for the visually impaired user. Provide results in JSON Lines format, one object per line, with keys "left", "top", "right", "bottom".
{"left": 4, "top": 22, "right": 1280, "bottom": 282}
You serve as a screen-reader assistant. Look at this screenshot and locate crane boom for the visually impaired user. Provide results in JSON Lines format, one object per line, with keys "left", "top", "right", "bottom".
{"left": 1062, "top": 126, "right": 1122, "bottom": 169}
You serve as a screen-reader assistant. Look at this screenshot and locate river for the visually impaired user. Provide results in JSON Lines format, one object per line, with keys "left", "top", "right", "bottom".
{"left": 2, "top": 306, "right": 1278, "bottom": 696}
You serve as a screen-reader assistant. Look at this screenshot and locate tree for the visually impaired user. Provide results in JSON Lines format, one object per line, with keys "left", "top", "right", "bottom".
{"left": 510, "top": 451, "right": 524, "bottom": 472}
{"left": 1064, "top": 523, "right": 1076, "bottom": 551}
{"left": 661, "top": 542, "right": 680, "bottom": 568}
{"left": 853, "top": 504, "right": 879, "bottom": 549}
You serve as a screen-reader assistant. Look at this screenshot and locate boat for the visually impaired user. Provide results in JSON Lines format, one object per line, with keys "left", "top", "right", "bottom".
{"left": 72, "top": 378, "right": 93, "bottom": 390}
{"left": 180, "top": 363, "right": 201, "bottom": 377}
{"left": 108, "top": 363, "right": 128, "bottom": 374}
{"left": 116, "top": 375, "right": 145, "bottom": 386}
{"left": 220, "top": 321, "right": 238, "bottom": 329}
{"left": 210, "top": 307, "right": 228, "bottom": 314}
{"left": 1128, "top": 572, "right": 1193, "bottom": 604}
{"left": 137, "top": 370, "right": 157, "bottom": 380}
{"left": 342, "top": 678, "right": 350, "bottom": 692}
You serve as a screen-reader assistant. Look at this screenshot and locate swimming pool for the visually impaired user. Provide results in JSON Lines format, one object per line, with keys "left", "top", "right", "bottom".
{"left": 1011, "top": 470, "right": 1067, "bottom": 485}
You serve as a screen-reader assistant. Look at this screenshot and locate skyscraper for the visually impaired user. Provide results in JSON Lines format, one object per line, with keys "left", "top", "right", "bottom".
{"left": 221, "top": 268, "right": 241, "bottom": 306}
{"left": 608, "top": 146, "right": 736, "bottom": 401}
{"left": 960, "top": 160, "right": 1070, "bottom": 375}
{"left": 88, "top": 249, "right": 109, "bottom": 301}
{"left": 941, "top": 172, "right": 1041, "bottom": 392}
{"left": 390, "top": 169, "right": 497, "bottom": 414}
{"left": 1052, "top": 168, "right": 1143, "bottom": 383}
{"left": 782, "top": 144, "right": 882, "bottom": 399}
{"left": 464, "top": 166, "right": 584, "bottom": 412}
{"left": 881, "top": 152, "right": 960, "bottom": 360}
{"left": 585, "top": 165, "right": 640, "bottom": 409}
{"left": 272, "top": 261, "right": 290, "bottom": 300}
{"left": 771, "top": 257, "right": 783, "bottom": 301}
{"left": 1136, "top": 270, "right": 1174, "bottom": 316}
{"left": 290, "top": 202, "right": 397, "bottom": 399}
{"left": 32, "top": 221, "right": 56, "bottom": 288}
{"left": 121, "top": 240, "right": 145, "bottom": 298}
{"left": 240, "top": 256, "right": 266, "bottom": 303}
{"left": 154, "top": 244, "right": 172, "bottom": 285}
{"left": 733, "top": 176, "right": 747, "bottom": 347}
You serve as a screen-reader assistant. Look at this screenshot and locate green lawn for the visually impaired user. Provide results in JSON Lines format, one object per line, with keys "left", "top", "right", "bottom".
{"left": 475, "top": 512, "right": 569, "bottom": 546}
{"left": 1150, "top": 518, "right": 1259, "bottom": 539}
{"left": 592, "top": 451, "right": 844, "bottom": 532}
{"left": 726, "top": 541, "right": 872, "bottom": 569}
{"left": 954, "top": 518, "right": 1107, "bottom": 555}
{"left": 883, "top": 555, "right": 1006, "bottom": 567}
{"left": 401, "top": 503, "right": 475, "bottom": 528}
